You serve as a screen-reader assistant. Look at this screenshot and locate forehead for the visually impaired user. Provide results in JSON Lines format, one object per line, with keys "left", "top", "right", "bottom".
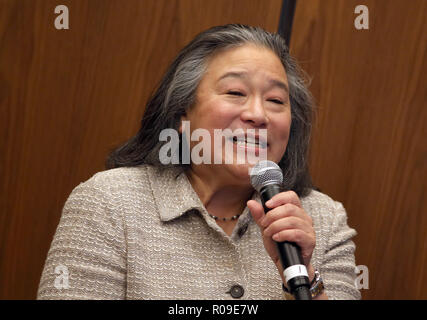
{"left": 203, "top": 44, "right": 288, "bottom": 84}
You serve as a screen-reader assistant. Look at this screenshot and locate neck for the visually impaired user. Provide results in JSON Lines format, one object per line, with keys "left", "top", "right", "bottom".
{"left": 185, "top": 166, "right": 254, "bottom": 219}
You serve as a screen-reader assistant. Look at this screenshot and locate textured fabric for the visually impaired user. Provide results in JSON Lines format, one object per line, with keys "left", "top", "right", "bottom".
{"left": 37, "top": 165, "right": 361, "bottom": 300}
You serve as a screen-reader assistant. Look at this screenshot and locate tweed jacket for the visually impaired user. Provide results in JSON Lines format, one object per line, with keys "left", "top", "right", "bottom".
{"left": 37, "top": 165, "right": 361, "bottom": 300}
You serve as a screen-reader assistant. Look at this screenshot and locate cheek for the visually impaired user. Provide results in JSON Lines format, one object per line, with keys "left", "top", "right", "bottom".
{"left": 190, "top": 99, "right": 239, "bottom": 129}
{"left": 273, "top": 111, "right": 291, "bottom": 137}
{"left": 204, "top": 104, "right": 239, "bottom": 129}
{"left": 270, "top": 113, "right": 292, "bottom": 153}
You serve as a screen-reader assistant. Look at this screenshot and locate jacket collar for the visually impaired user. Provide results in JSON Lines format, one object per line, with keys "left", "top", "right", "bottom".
{"left": 147, "top": 166, "right": 206, "bottom": 222}
{"left": 146, "top": 165, "right": 259, "bottom": 223}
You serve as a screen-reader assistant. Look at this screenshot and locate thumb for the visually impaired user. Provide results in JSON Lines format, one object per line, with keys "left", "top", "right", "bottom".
{"left": 247, "top": 200, "right": 266, "bottom": 228}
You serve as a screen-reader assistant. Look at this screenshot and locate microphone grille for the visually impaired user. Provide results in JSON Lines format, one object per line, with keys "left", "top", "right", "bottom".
{"left": 250, "top": 160, "right": 283, "bottom": 192}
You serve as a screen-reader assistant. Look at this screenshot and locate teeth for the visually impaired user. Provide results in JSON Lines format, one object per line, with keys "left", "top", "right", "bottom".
{"left": 231, "top": 137, "right": 266, "bottom": 148}
{"left": 237, "top": 140, "right": 257, "bottom": 146}
{"left": 245, "top": 137, "right": 257, "bottom": 144}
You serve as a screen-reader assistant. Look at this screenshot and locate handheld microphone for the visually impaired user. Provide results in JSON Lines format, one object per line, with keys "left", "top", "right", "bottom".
{"left": 250, "top": 160, "right": 312, "bottom": 300}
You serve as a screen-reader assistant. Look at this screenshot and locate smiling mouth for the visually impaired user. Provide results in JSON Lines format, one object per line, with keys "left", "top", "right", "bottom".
{"left": 229, "top": 136, "right": 268, "bottom": 149}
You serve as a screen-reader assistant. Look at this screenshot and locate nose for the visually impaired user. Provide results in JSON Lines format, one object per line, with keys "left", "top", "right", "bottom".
{"left": 240, "top": 97, "right": 268, "bottom": 127}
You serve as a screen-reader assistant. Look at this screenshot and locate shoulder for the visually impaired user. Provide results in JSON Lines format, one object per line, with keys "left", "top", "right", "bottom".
{"left": 301, "top": 189, "right": 357, "bottom": 249}
{"left": 80, "top": 165, "right": 149, "bottom": 189}
{"left": 301, "top": 190, "right": 342, "bottom": 212}
{"left": 300, "top": 189, "right": 351, "bottom": 234}
{"left": 66, "top": 165, "right": 159, "bottom": 210}
{"left": 300, "top": 189, "right": 345, "bottom": 215}
{"left": 69, "top": 164, "right": 184, "bottom": 209}
{"left": 73, "top": 164, "right": 168, "bottom": 195}
{"left": 79, "top": 164, "right": 180, "bottom": 187}
{"left": 61, "top": 165, "right": 165, "bottom": 226}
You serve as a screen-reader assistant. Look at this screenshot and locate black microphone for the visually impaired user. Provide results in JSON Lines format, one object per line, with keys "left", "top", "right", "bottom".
{"left": 250, "top": 160, "right": 312, "bottom": 300}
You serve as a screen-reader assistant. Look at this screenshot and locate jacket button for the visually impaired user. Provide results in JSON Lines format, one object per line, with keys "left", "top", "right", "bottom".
{"left": 229, "top": 285, "right": 244, "bottom": 298}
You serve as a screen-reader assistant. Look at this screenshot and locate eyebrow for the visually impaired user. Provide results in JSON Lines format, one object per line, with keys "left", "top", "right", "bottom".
{"left": 218, "top": 71, "right": 289, "bottom": 94}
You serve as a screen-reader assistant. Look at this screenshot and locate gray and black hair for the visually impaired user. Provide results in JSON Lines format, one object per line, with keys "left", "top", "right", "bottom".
{"left": 106, "top": 24, "right": 315, "bottom": 197}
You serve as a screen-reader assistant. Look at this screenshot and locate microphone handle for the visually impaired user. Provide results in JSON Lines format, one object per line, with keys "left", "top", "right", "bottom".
{"left": 259, "top": 184, "right": 312, "bottom": 300}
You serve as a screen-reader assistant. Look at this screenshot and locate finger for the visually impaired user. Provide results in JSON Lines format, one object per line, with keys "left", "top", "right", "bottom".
{"left": 265, "top": 190, "right": 302, "bottom": 209}
{"left": 263, "top": 216, "right": 313, "bottom": 238}
{"left": 247, "top": 200, "right": 266, "bottom": 227}
{"left": 271, "top": 229, "right": 316, "bottom": 253}
{"left": 272, "top": 229, "right": 315, "bottom": 261}
{"left": 261, "top": 203, "right": 313, "bottom": 228}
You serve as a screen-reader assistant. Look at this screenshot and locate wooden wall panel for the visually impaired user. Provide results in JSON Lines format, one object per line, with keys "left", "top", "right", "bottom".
{"left": 290, "top": 0, "right": 426, "bottom": 299}
{"left": 0, "top": 0, "right": 282, "bottom": 299}
{"left": 4, "top": 0, "right": 424, "bottom": 301}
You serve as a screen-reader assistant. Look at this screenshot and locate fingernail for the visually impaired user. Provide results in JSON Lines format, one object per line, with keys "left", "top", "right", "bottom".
{"left": 265, "top": 200, "right": 272, "bottom": 207}
{"left": 272, "top": 233, "right": 279, "bottom": 241}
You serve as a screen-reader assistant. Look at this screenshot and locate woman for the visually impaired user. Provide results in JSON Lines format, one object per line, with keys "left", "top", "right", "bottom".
{"left": 37, "top": 24, "right": 360, "bottom": 300}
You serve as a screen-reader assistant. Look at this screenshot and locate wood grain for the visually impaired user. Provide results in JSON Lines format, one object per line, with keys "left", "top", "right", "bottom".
{"left": 0, "top": 0, "right": 282, "bottom": 299}
{"left": 3, "top": 0, "right": 425, "bottom": 300}
{"left": 290, "top": 0, "right": 427, "bottom": 299}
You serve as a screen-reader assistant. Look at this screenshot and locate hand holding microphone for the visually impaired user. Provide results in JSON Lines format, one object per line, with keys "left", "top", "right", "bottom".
{"left": 247, "top": 160, "right": 316, "bottom": 300}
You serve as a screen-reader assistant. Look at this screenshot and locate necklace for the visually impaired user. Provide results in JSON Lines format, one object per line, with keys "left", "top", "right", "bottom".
{"left": 208, "top": 213, "right": 242, "bottom": 221}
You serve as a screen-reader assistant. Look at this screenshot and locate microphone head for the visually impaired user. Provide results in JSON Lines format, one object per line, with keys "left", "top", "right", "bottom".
{"left": 250, "top": 160, "right": 283, "bottom": 192}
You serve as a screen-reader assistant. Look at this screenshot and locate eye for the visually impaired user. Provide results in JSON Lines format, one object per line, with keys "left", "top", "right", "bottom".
{"left": 268, "top": 99, "right": 284, "bottom": 105}
{"left": 227, "top": 91, "right": 245, "bottom": 97}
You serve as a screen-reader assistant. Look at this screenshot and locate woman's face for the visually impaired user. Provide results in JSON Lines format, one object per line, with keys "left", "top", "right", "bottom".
{"left": 182, "top": 44, "right": 291, "bottom": 186}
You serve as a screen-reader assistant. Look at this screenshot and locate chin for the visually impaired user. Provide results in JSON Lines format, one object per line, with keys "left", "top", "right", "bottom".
{"left": 225, "top": 163, "right": 253, "bottom": 186}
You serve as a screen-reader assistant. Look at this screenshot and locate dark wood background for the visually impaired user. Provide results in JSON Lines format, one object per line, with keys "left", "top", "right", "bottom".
{"left": 290, "top": 0, "right": 426, "bottom": 299}
{"left": 0, "top": 0, "right": 425, "bottom": 299}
